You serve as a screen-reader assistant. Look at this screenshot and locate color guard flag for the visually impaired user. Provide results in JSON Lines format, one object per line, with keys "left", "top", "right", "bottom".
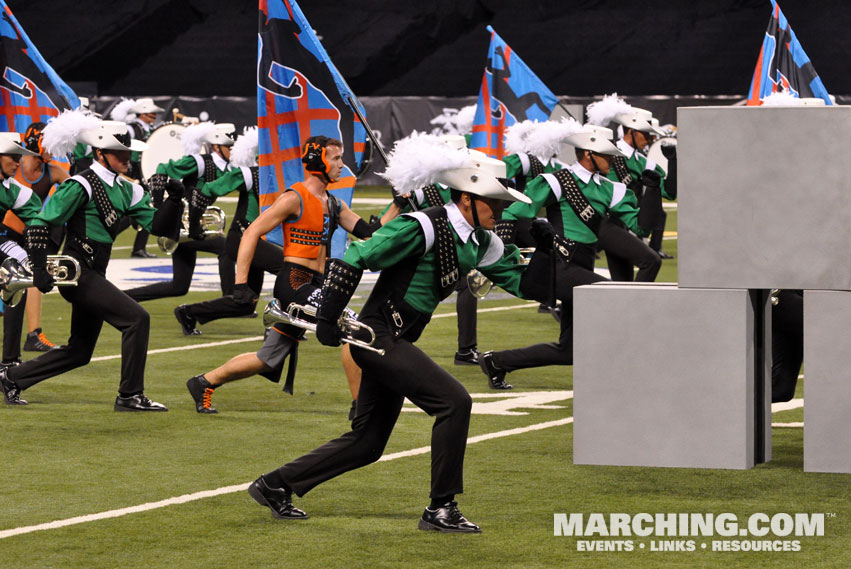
{"left": 257, "top": 0, "right": 369, "bottom": 255}
{"left": 470, "top": 26, "right": 559, "bottom": 159}
{"left": 0, "top": 1, "right": 79, "bottom": 132}
{"left": 746, "top": 0, "right": 831, "bottom": 106}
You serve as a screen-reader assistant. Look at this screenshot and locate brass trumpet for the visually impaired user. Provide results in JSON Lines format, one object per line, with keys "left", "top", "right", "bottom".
{"left": 0, "top": 255, "right": 81, "bottom": 307}
{"left": 262, "top": 300, "right": 385, "bottom": 356}
{"left": 157, "top": 201, "right": 226, "bottom": 254}
{"left": 467, "top": 247, "right": 535, "bottom": 299}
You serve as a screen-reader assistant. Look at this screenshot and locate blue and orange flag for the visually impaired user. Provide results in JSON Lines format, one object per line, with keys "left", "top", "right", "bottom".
{"left": 257, "top": 0, "right": 369, "bottom": 255}
{"left": 470, "top": 26, "right": 558, "bottom": 159}
{"left": 746, "top": 0, "right": 831, "bottom": 106}
{"left": 0, "top": 1, "right": 79, "bottom": 133}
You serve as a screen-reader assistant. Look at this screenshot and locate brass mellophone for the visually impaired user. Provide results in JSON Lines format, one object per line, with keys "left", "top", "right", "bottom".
{"left": 157, "top": 200, "right": 226, "bottom": 254}
{"left": 0, "top": 255, "right": 81, "bottom": 306}
{"left": 262, "top": 299, "right": 385, "bottom": 356}
{"left": 468, "top": 247, "right": 535, "bottom": 299}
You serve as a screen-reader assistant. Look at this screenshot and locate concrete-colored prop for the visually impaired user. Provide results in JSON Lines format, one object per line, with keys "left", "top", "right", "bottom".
{"left": 678, "top": 106, "right": 851, "bottom": 291}
{"left": 803, "top": 290, "right": 851, "bottom": 473}
{"left": 573, "top": 283, "right": 772, "bottom": 470}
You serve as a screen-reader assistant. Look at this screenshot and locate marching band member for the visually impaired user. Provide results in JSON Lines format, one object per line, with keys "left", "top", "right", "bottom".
{"left": 122, "top": 121, "right": 235, "bottom": 302}
{"left": 110, "top": 97, "right": 166, "bottom": 257}
{"left": 0, "top": 113, "right": 183, "bottom": 409}
{"left": 480, "top": 128, "right": 657, "bottom": 389}
{"left": 173, "top": 127, "right": 283, "bottom": 335}
{"left": 184, "top": 135, "right": 379, "bottom": 414}
{"left": 0, "top": 131, "right": 48, "bottom": 368}
{"left": 245, "top": 133, "right": 553, "bottom": 533}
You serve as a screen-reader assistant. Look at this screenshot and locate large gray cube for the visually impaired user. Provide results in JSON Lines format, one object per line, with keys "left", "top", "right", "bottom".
{"left": 803, "top": 290, "right": 851, "bottom": 473}
{"left": 678, "top": 106, "right": 851, "bottom": 290}
{"left": 573, "top": 283, "right": 772, "bottom": 469}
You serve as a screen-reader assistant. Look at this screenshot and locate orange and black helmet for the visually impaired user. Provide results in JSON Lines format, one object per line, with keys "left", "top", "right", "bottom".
{"left": 301, "top": 135, "right": 332, "bottom": 177}
{"left": 23, "top": 122, "right": 46, "bottom": 156}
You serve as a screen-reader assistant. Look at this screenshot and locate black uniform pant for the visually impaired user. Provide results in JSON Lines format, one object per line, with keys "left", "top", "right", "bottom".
{"left": 597, "top": 217, "right": 661, "bottom": 282}
{"left": 771, "top": 290, "right": 803, "bottom": 403}
{"left": 455, "top": 279, "right": 477, "bottom": 351}
{"left": 648, "top": 209, "right": 668, "bottom": 252}
{"left": 124, "top": 236, "right": 231, "bottom": 302}
{"left": 184, "top": 229, "right": 284, "bottom": 324}
{"left": 8, "top": 268, "right": 150, "bottom": 395}
{"left": 268, "top": 326, "right": 472, "bottom": 500}
{"left": 493, "top": 243, "right": 606, "bottom": 371}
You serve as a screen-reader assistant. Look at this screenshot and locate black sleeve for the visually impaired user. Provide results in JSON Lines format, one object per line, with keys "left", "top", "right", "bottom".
{"left": 150, "top": 197, "right": 184, "bottom": 239}
{"left": 350, "top": 218, "right": 375, "bottom": 239}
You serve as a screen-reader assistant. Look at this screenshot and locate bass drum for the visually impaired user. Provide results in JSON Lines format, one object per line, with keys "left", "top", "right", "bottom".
{"left": 647, "top": 136, "right": 677, "bottom": 175}
{"left": 141, "top": 123, "right": 187, "bottom": 179}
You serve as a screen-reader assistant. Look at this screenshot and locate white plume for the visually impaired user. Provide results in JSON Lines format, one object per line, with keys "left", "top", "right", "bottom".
{"left": 230, "top": 126, "right": 258, "bottom": 167}
{"left": 505, "top": 117, "right": 583, "bottom": 158}
{"left": 109, "top": 98, "right": 137, "bottom": 124}
{"left": 586, "top": 93, "right": 633, "bottom": 126}
{"left": 180, "top": 121, "right": 217, "bottom": 155}
{"left": 42, "top": 109, "right": 101, "bottom": 157}
{"left": 760, "top": 91, "right": 803, "bottom": 106}
{"left": 379, "top": 131, "right": 473, "bottom": 194}
{"left": 429, "top": 104, "right": 477, "bottom": 135}
{"left": 503, "top": 119, "right": 538, "bottom": 155}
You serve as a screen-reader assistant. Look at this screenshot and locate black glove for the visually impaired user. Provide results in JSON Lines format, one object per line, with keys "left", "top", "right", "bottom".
{"left": 392, "top": 192, "right": 410, "bottom": 208}
{"left": 232, "top": 283, "right": 257, "bottom": 305}
{"left": 493, "top": 219, "right": 517, "bottom": 244}
{"left": 32, "top": 266, "right": 55, "bottom": 294}
{"left": 165, "top": 178, "right": 185, "bottom": 200}
{"left": 641, "top": 169, "right": 662, "bottom": 189}
{"left": 315, "top": 318, "right": 343, "bottom": 347}
{"left": 146, "top": 173, "right": 168, "bottom": 207}
{"left": 660, "top": 142, "right": 677, "bottom": 161}
{"left": 529, "top": 219, "right": 556, "bottom": 252}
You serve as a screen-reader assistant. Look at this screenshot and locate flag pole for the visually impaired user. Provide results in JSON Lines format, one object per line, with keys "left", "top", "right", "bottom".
{"left": 346, "top": 95, "right": 418, "bottom": 211}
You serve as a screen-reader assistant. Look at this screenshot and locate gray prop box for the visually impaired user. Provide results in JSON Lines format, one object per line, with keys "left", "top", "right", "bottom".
{"left": 573, "top": 283, "right": 772, "bottom": 470}
{"left": 803, "top": 290, "right": 851, "bottom": 473}
{"left": 678, "top": 106, "right": 851, "bottom": 290}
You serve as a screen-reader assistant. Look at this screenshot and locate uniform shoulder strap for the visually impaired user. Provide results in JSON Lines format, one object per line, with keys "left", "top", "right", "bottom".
{"left": 551, "top": 169, "right": 602, "bottom": 236}
{"left": 79, "top": 169, "right": 121, "bottom": 239}
{"left": 422, "top": 205, "right": 459, "bottom": 299}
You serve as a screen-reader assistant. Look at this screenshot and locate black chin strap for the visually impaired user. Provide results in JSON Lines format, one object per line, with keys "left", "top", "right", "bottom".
{"left": 469, "top": 194, "right": 483, "bottom": 229}
{"left": 587, "top": 151, "right": 602, "bottom": 176}
{"left": 96, "top": 149, "right": 119, "bottom": 175}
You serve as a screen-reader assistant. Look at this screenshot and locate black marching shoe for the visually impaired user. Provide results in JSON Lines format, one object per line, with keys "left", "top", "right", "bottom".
{"left": 453, "top": 348, "right": 480, "bottom": 366}
{"left": 479, "top": 351, "right": 513, "bottom": 390}
{"left": 23, "top": 328, "right": 56, "bottom": 352}
{"left": 114, "top": 393, "right": 168, "bottom": 412}
{"left": 174, "top": 305, "right": 201, "bottom": 336}
{"left": 131, "top": 249, "right": 157, "bottom": 258}
{"left": 1, "top": 368, "right": 27, "bottom": 405}
{"left": 0, "top": 358, "right": 22, "bottom": 372}
{"left": 186, "top": 375, "right": 218, "bottom": 414}
{"left": 418, "top": 501, "right": 481, "bottom": 533}
{"left": 656, "top": 250, "right": 675, "bottom": 259}
{"left": 248, "top": 477, "right": 308, "bottom": 519}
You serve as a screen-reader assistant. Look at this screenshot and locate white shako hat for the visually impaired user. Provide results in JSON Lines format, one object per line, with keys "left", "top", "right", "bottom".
{"left": 580, "top": 124, "right": 615, "bottom": 140}
{"left": 564, "top": 131, "right": 625, "bottom": 157}
{"left": 381, "top": 131, "right": 529, "bottom": 203}
{"left": 131, "top": 98, "right": 165, "bottom": 114}
{"left": 205, "top": 123, "right": 236, "bottom": 146}
{"left": 0, "top": 132, "right": 38, "bottom": 156}
{"left": 613, "top": 107, "right": 666, "bottom": 136}
{"left": 439, "top": 134, "right": 468, "bottom": 151}
{"left": 79, "top": 120, "right": 147, "bottom": 151}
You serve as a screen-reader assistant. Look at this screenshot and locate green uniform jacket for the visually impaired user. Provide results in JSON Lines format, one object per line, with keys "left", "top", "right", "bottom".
{"left": 502, "top": 153, "right": 563, "bottom": 181}
{"left": 344, "top": 201, "right": 529, "bottom": 315}
{"left": 200, "top": 166, "right": 260, "bottom": 224}
{"left": 155, "top": 152, "right": 230, "bottom": 189}
{"left": 503, "top": 162, "right": 647, "bottom": 245}
{"left": 0, "top": 177, "right": 43, "bottom": 225}
{"left": 608, "top": 139, "right": 673, "bottom": 200}
{"left": 33, "top": 161, "right": 156, "bottom": 244}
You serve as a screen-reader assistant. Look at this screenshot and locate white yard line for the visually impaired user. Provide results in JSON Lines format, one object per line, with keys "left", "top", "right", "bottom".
{"left": 0, "top": 416, "right": 573, "bottom": 540}
{"left": 89, "top": 302, "right": 538, "bottom": 362}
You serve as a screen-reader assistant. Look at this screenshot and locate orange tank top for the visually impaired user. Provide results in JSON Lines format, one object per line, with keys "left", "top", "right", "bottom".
{"left": 282, "top": 182, "right": 330, "bottom": 259}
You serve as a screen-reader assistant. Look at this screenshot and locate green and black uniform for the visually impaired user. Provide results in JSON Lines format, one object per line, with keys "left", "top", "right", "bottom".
{"left": 265, "top": 200, "right": 546, "bottom": 501}
{"left": 124, "top": 151, "right": 233, "bottom": 301}
{"left": 121, "top": 119, "right": 156, "bottom": 253}
{"left": 492, "top": 161, "right": 649, "bottom": 371}
{"left": 179, "top": 166, "right": 284, "bottom": 326}
{"left": 501, "top": 152, "right": 564, "bottom": 247}
{"left": 0, "top": 178, "right": 44, "bottom": 363}
{"left": 8, "top": 161, "right": 181, "bottom": 396}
